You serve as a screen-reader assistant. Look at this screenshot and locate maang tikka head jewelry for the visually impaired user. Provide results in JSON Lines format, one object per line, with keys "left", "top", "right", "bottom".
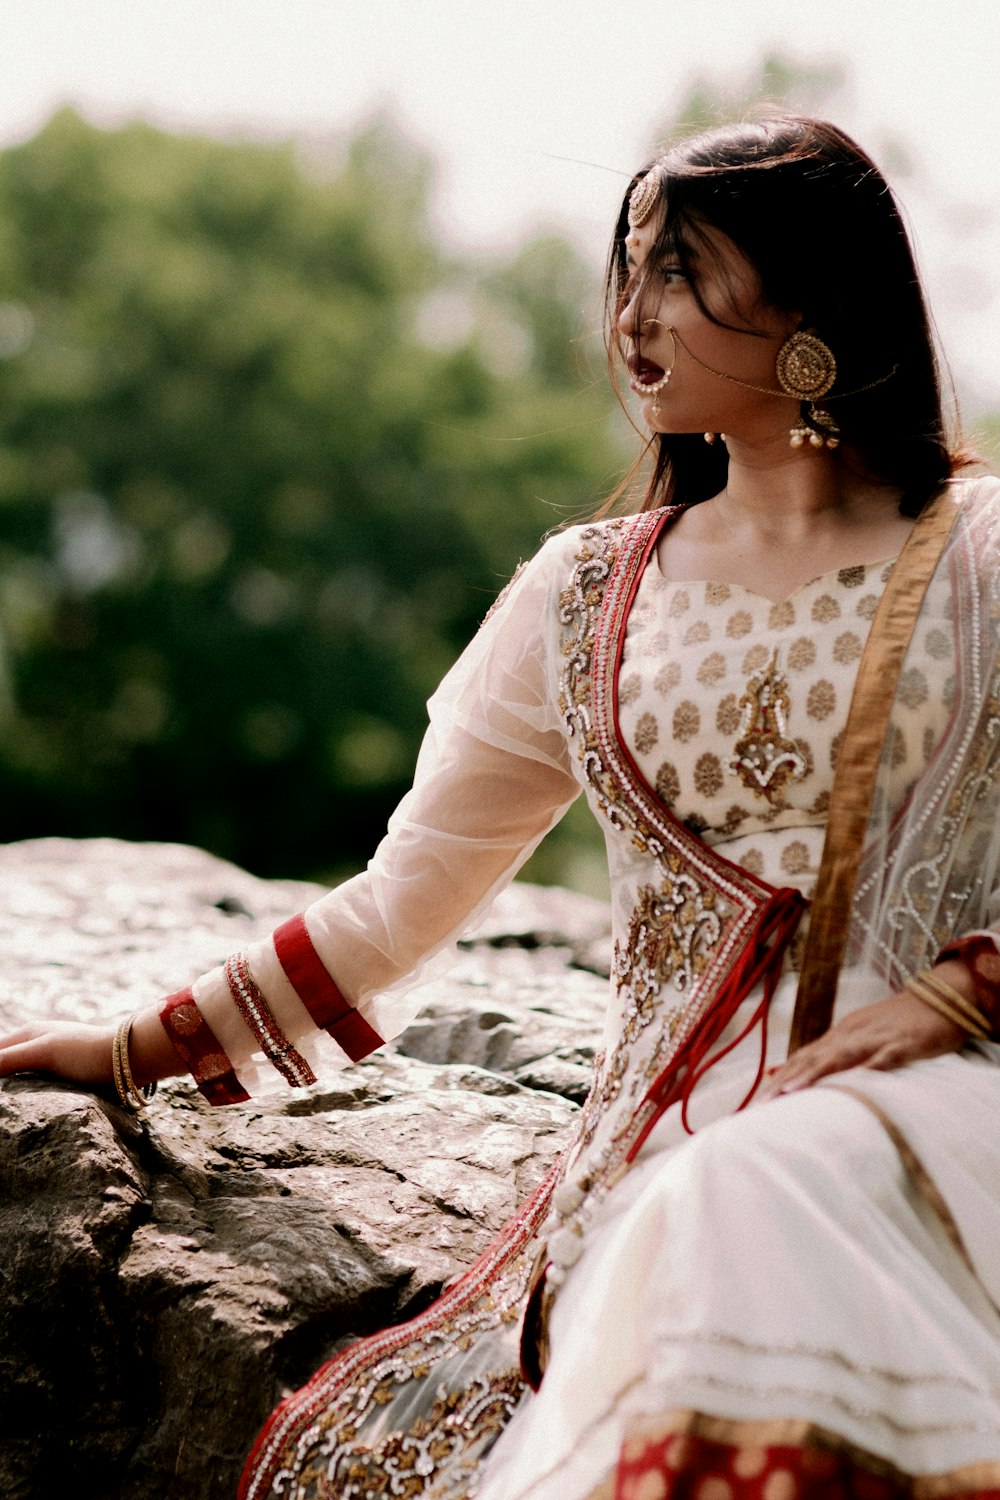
{"left": 627, "top": 168, "right": 663, "bottom": 232}
{"left": 624, "top": 171, "right": 671, "bottom": 412}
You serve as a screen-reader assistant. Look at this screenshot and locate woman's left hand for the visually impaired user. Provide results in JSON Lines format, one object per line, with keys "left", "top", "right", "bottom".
{"left": 756, "top": 961, "right": 976, "bottom": 1103}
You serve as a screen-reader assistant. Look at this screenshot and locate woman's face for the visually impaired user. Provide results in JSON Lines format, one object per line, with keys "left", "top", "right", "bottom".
{"left": 618, "top": 211, "right": 800, "bottom": 440}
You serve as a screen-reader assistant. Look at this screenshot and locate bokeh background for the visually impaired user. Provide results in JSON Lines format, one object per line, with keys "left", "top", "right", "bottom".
{"left": 0, "top": 0, "right": 997, "bottom": 896}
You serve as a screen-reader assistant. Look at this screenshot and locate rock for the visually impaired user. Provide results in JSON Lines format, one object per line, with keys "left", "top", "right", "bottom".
{"left": 0, "top": 839, "right": 609, "bottom": 1500}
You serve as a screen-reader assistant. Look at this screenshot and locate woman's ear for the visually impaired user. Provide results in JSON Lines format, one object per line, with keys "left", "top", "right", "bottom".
{"left": 776, "top": 307, "right": 806, "bottom": 339}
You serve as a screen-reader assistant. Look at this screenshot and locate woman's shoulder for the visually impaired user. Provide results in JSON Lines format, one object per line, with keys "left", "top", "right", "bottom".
{"left": 947, "top": 471, "right": 1000, "bottom": 540}
{"left": 482, "top": 509, "right": 665, "bottom": 628}
{"left": 537, "top": 505, "right": 675, "bottom": 568}
{"left": 949, "top": 470, "right": 1000, "bottom": 512}
{"left": 937, "top": 473, "right": 1000, "bottom": 586}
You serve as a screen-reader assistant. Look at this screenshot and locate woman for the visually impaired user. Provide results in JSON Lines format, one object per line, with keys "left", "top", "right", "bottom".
{"left": 3, "top": 115, "right": 1000, "bottom": 1498}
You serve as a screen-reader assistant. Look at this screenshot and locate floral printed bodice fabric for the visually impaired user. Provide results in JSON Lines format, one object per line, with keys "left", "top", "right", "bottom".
{"left": 617, "top": 557, "right": 919, "bottom": 904}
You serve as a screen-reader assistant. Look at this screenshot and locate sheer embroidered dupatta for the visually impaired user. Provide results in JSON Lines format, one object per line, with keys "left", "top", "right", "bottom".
{"left": 824, "top": 476, "right": 1000, "bottom": 1002}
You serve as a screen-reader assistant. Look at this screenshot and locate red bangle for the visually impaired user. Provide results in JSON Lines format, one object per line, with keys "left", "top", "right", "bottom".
{"left": 273, "top": 914, "right": 384, "bottom": 1062}
{"left": 158, "top": 987, "right": 250, "bottom": 1106}
{"left": 937, "top": 935, "right": 1000, "bottom": 1036}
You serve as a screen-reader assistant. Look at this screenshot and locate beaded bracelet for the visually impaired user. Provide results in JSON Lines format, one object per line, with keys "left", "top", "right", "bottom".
{"left": 223, "top": 951, "right": 318, "bottom": 1088}
{"left": 904, "top": 969, "right": 992, "bottom": 1042}
{"left": 112, "top": 1015, "right": 158, "bottom": 1111}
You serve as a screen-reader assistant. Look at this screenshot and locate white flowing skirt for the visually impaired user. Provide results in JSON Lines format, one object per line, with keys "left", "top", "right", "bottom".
{"left": 476, "top": 973, "right": 1000, "bottom": 1499}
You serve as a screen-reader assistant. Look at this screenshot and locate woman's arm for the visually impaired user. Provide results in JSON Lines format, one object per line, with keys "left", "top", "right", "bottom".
{"left": 0, "top": 531, "right": 582, "bottom": 1101}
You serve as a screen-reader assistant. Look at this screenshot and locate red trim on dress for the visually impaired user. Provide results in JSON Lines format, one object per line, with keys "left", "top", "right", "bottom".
{"left": 158, "top": 986, "right": 250, "bottom": 1106}
{"left": 629, "top": 882, "right": 806, "bottom": 1152}
{"left": 239, "top": 1164, "right": 558, "bottom": 1500}
{"left": 273, "top": 914, "right": 384, "bottom": 1061}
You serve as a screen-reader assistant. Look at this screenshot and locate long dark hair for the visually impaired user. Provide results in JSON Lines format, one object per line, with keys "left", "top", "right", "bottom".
{"left": 605, "top": 116, "right": 970, "bottom": 516}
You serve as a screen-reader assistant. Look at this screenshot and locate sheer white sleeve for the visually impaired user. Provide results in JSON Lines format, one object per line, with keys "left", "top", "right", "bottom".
{"left": 188, "top": 528, "right": 584, "bottom": 1096}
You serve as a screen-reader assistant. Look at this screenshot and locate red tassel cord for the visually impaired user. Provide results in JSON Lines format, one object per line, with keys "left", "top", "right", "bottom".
{"left": 627, "top": 885, "right": 807, "bottom": 1159}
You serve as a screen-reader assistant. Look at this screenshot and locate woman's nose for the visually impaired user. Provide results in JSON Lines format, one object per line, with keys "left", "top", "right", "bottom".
{"left": 618, "top": 292, "right": 638, "bottom": 339}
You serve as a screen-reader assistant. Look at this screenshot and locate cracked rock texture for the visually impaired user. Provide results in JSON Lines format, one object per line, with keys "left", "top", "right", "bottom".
{"left": 0, "top": 839, "right": 610, "bottom": 1500}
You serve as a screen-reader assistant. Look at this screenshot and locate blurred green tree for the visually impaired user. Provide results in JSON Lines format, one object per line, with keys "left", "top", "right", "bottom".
{"left": 3, "top": 80, "right": 992, "bottom": 894}
{"left": 0, "top": 109, "right": 624, "bottom": 882}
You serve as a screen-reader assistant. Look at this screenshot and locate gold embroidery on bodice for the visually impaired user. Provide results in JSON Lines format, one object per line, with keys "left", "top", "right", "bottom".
{"left": 728, "top": 648, "right": 808, "bottom": 802}
{"left": 617, "top": 562, "right": 901, "bottom": 845}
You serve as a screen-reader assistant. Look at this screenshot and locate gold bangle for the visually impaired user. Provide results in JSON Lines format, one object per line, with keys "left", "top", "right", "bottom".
{"left": 912, "top": 970, "right": 992, "bottom": 1038}
{"left": 922, "top": 974, "right": 989, "bottom": 1028}
{"left": 907, "top": 974, "right": 985, "bottom": 1035}
{"left": 905, "top": 978, "right": 990, "bottom": 1041}
{"left": 112, "top": 1016, "right": 157, "bottom": 1111}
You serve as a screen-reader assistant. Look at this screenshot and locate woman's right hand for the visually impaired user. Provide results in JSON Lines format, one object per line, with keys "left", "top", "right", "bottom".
{"left": 0, "top": 1022, "right": 118, "bottom": 1087}
{"left": 0, "top": 1009, "right": 182, "bottom": 1090}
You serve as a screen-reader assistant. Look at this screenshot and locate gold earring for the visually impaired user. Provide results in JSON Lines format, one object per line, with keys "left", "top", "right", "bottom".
{"left": 775, "top": 331, "right": 837, "bottom": 402}
{"left": 776, "top": 332, "right": 839, "bottom": 451}
{"left": 790, "top": 404, "right": 841, "bottom": 451}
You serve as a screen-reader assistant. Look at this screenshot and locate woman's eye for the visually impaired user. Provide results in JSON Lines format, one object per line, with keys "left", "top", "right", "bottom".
{"left": 659, "top": 265, "right": 687, "bottom": 286}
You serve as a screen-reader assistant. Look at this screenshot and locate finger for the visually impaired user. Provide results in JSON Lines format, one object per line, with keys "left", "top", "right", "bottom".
{"left": 0, "top": 1026, "right": 44, "bottom": 1051}
{"left": 757, "top": 1057, "right": 812, "bottom": 1100}
{"left": 0, "top": 1037, "right": 57, "bottom": 1076}
{"left": 865, "top": 1040, "right": 921, "bottom": 1071}
{"left": 757, "top": 1066, "right": 814, "bottom": 1101}
{"left": 758, "top": 1045, "right": 842, "bottom": 1098}
{"left": 760, "top": 1039, "right": 878, "bottom": 1098}
{"left": 757, "top": 1038, "right": 831, "bottom": 1097}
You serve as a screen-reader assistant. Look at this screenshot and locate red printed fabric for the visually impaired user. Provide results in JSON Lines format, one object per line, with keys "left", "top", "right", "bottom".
{"left": 612, "top": 1423, "right": 1000, "bottom": 1500}
{"left": 273, "top": 914, "right": 384, "bottom": 1061}
{"left": 158, "top": 986, "right": 250, "bottom": 1106}
{"left": 939, "top": 933, "right": 1000, "bottom": 1035}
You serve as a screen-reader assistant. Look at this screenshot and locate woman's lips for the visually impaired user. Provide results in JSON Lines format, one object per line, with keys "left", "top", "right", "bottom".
{"left": 628, "top": 357, "right": 666, "bottom": 391}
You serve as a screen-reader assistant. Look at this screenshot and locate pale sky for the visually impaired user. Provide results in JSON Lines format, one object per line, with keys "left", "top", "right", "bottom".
{"left": 1, "top": 0, "right": 998, "bottom": 409}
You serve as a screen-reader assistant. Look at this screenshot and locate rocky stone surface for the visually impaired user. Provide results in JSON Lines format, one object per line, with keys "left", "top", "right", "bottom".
{"left": 0, "top": 839, "right": 610, "bottom": 1500}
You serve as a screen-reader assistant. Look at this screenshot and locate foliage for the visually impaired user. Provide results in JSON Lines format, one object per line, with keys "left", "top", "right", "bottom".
{"left": 2, "top": 87, "right": 993, "bottom": 894}
{"left": 651, "top": 52, "right": 847, "bottom": 148}
{"left": 973, "top": 413, "right": 1000, "bottom": 472}
{"left": 0, "top": 109, "right": 626, "bottom": 883}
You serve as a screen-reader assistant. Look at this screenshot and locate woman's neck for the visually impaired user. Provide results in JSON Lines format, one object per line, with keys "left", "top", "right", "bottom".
{"left": 716, "top": 437, "right": 905, "bottom": 545}
{"left": 658, "top": 441, "right": 915, "bottom": 603}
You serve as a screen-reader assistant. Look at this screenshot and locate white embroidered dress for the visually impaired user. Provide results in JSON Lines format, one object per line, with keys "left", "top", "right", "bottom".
{"left": 233, "top": 477, "right": 1000, "bottom": 1500}
{"left": 478, "top": 536, "right": 1000, "bottom": 1498}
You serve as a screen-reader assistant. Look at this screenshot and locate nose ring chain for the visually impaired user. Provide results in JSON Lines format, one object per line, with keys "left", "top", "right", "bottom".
{"left": 630, "top": 322, "right": 676, "bottom": 415}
